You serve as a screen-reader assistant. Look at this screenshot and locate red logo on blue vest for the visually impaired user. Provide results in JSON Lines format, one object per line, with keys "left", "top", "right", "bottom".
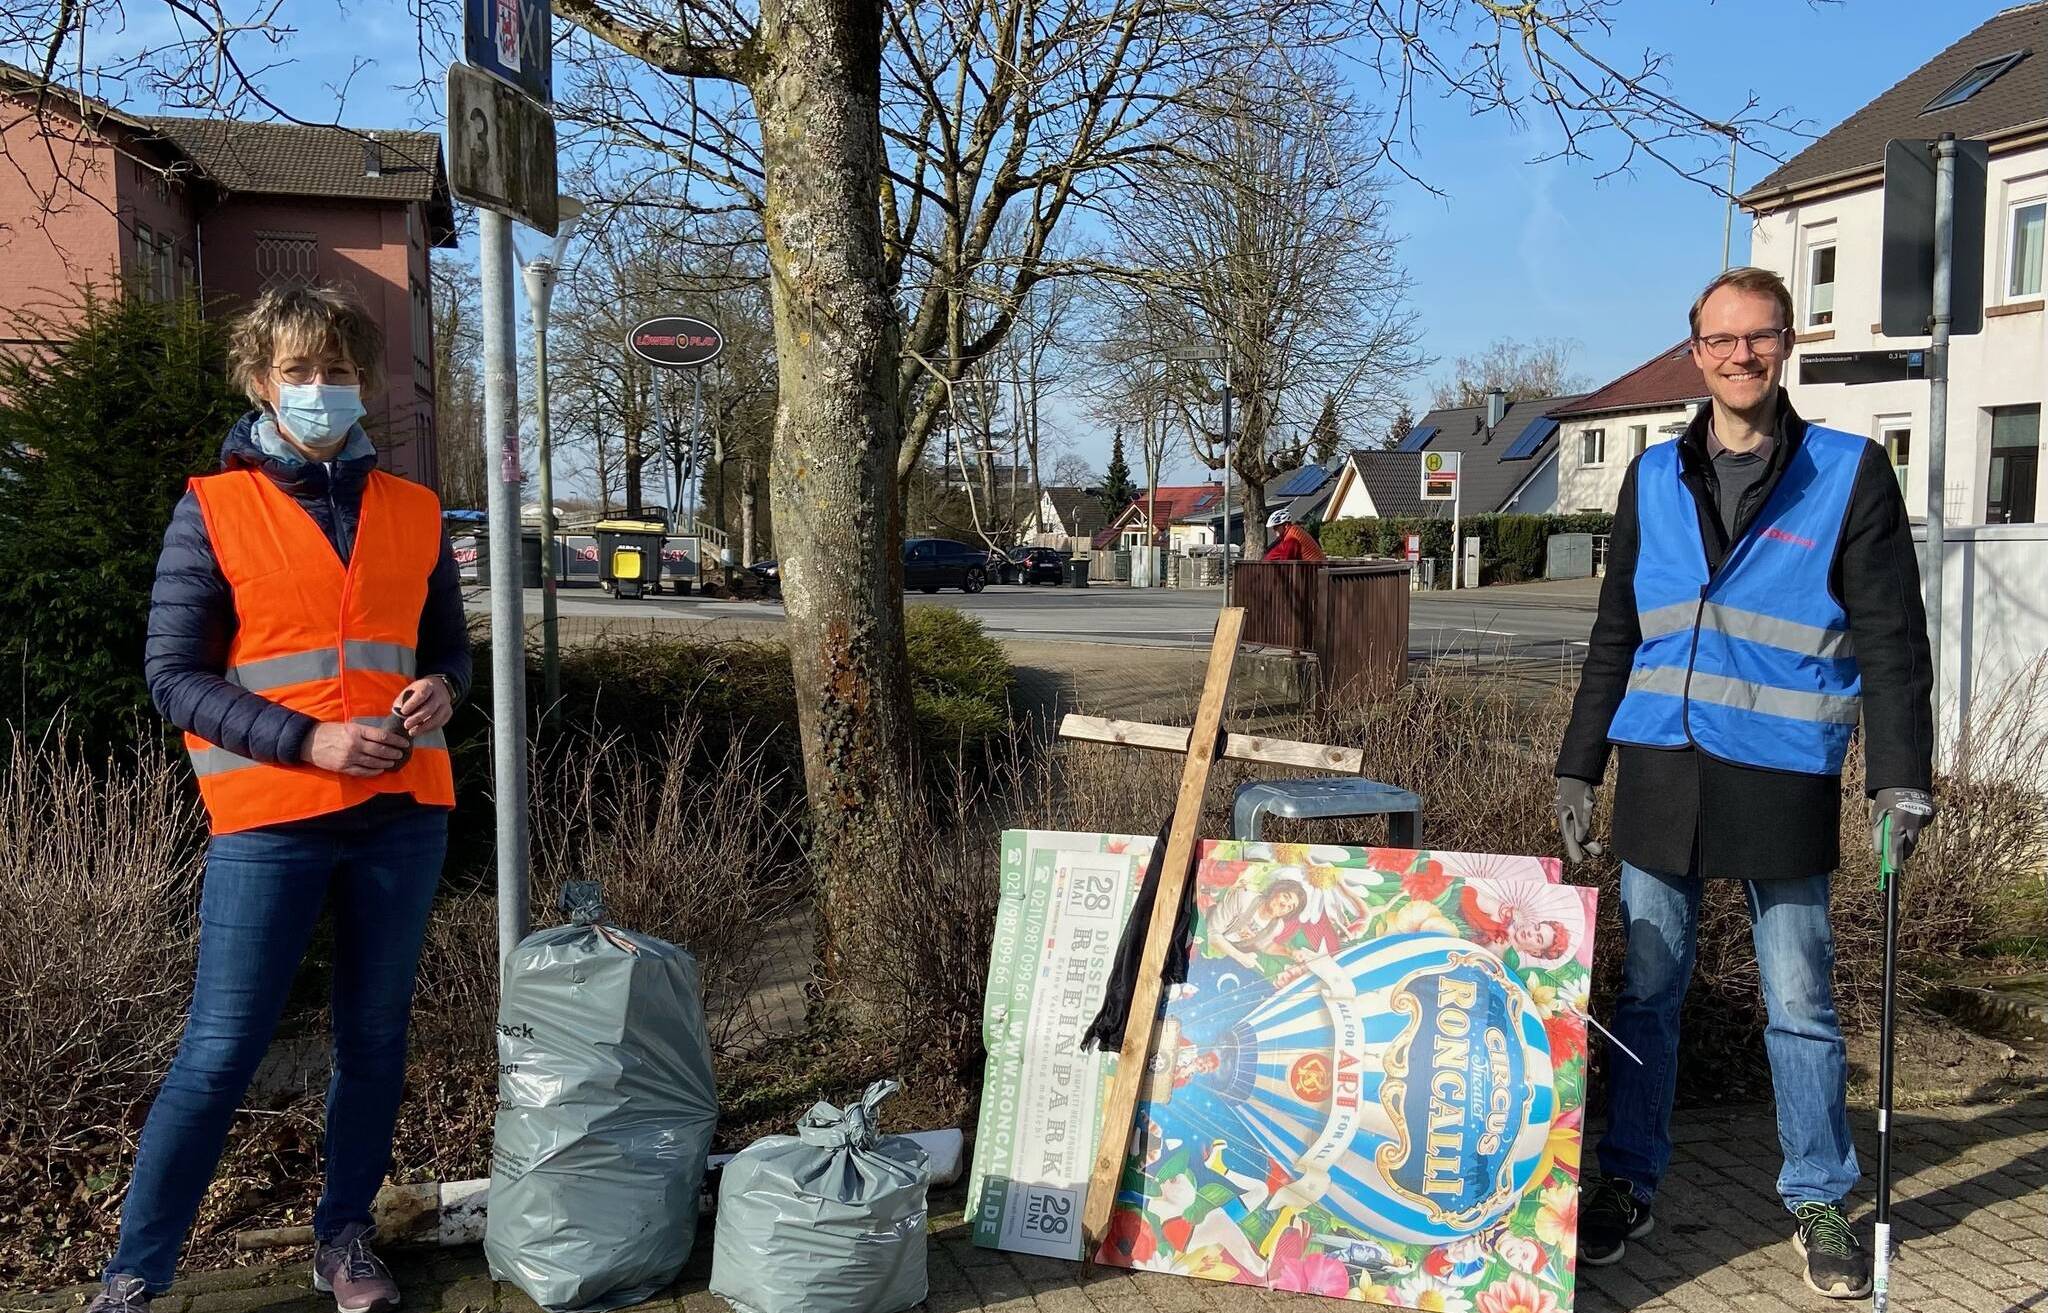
{"left": 1762, "top": 526, "right": 1818, "bottom": 549}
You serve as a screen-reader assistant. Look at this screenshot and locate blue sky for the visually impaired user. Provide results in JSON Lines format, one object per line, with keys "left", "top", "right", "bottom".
{"left": 50, "top": 1, "right": 2007, "bottom": 479}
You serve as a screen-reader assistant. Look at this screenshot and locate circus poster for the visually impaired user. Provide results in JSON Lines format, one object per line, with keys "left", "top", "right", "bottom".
{"left": 970, "top": 837, "right": 1597, "bottom": 1313}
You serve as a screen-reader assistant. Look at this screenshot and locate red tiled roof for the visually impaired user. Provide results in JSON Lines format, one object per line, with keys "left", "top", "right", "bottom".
{"left": 1093, "top": 484, "right": 1223, "bottom": 548}
{"left": 1550, "top": 343, "right": 1708, "bottom": 418}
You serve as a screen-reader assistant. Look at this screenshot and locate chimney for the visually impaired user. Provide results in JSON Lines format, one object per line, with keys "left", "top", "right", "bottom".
{"left": 1484, "top": 387, "right": 1507, "bottom": 432}
{"left": 363, "top": 133, "right": 382, "bottom": 178}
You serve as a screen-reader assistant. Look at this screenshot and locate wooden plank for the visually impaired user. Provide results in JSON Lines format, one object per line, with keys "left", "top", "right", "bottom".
{"left": 1080, "top": 607, "right": 1245, "bottom": 1253}
{"left": 1058, "top": 714, "right": 1364, "bottom": 774}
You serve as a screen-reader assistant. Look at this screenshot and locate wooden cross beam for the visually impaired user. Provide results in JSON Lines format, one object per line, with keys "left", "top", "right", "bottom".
{"left": 1056, "top": 607, "right": 1361, "bottom": 1255}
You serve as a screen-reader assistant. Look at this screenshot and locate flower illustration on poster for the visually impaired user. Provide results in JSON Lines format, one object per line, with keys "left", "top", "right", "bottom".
{"left": 1094, "top": 841, "right": 1598, "bottom": 1313}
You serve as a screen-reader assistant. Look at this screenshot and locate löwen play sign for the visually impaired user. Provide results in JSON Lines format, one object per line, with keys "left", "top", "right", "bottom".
{"left": 627, "top": 316, "right": 724, "bottom": 368}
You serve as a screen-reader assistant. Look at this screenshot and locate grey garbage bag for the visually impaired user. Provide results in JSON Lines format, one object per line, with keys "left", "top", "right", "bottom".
{"left": 710, "top": 1080, "right": 931, "bottom": 1313}
{"left": 486, "top": 882, "right": 719, "bottom": 1312}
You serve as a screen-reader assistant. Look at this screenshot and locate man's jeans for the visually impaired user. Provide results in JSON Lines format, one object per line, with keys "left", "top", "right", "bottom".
{"left": 1595, "top": 861, "right": 1858, "bottom": 1212}
{"left": 109, "top": 807, "right": 447, "bottom": 1291}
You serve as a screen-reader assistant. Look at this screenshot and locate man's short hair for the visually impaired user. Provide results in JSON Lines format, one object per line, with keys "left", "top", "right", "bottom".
{"left": 1688, "top": 266, "right": 1795, "bottom": 338}
{"left": 228, "top": 283, "right": 385, "bottom": 405}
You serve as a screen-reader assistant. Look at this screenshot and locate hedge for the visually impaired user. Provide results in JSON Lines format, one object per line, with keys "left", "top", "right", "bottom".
{"left": 1315, "top": 511, "right": 1615, "bottom": 585}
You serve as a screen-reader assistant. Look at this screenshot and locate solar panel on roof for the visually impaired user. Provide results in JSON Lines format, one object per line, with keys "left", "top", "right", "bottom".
{"left": 1501, "top": 415, "right": 1560, "bottom": 461}
{"left": 1272, "top": 465, "right": 1330, "bottom": 498}
{"left": 1397, "top": 424, "right": 1438, "bottom": 453}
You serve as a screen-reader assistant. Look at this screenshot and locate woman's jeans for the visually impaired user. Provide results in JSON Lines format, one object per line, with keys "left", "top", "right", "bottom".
{"left": 109, "top": 807, "right": 447, "bottom": 1290}
{"left": 1595, "top": 861, "right": 1858, "bottom": 1212}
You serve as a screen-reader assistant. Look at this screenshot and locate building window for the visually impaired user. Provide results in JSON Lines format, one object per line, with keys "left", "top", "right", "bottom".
{"left": 179, "top": 252, "right": 196, "bottom": 298}
{"left": 155, "top": 235, "right": 175, "bottom": 302}
{"left": 2010, "top": 200, "right": 2045, "bottom": 300}
{"left": 411, "top": 276, "right": 431, "bottom": 370}
{"left": 134, "top": 223, "right": 154, "bottom": 294}
{"left": 1988, "top": 405, "right": 2040, "bottom": 525}
{"left": 1579, "top": 428, "right": 1606, "bottom": 467}
{"left": 1922, "top": 50, "right": 2030, "bottom": 113}
{"left": 255, "top": 231, "right": 319, "bottom": 289}
{"left": 1877, "top": 418, "right": 1912, "bottom": 497}
{"left": 1629, "top": 424, "right": 1648, "bottom": 458}
{"left": 1806, "top": 242, "right": 1836, "bottom": 327}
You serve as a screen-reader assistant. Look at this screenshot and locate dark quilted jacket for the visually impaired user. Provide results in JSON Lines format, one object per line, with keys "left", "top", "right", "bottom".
{"left": 145, "top": 413, "right": 471, "bottom": 770}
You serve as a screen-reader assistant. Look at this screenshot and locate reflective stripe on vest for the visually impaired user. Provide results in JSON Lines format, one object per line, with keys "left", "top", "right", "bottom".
{"left": 181, "top": 468, "right": 456, "bottom": 831}
{"left": 1605, "top": 426, "right": 1867, "bottom": 776}
{"left": 225, "top": 641, "right": 418, "bottom": 691}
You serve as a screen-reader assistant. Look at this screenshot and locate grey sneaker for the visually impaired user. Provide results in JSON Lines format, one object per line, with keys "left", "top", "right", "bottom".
{"left": 86, "top": 1276, "right": 151, "bottom": 1313}
{"left": 312, "top": 1224, "right": 401, "bottom": 1313}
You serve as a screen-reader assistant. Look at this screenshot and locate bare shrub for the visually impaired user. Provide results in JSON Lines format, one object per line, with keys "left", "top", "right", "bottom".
{"left": 0, "top": 730, "right": 206, "bottom": 1282}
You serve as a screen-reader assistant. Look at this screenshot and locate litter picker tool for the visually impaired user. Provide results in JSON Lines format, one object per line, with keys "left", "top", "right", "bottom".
{"left": 1873, "top": 815, "right": 1903, "bottom": 1313}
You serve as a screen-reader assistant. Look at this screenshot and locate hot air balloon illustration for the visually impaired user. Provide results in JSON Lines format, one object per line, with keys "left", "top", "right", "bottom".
{"left": 1133, "top": 931, "right": 1556, "bottom": 1249}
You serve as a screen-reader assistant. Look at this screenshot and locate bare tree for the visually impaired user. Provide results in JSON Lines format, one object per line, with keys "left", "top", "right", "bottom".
{"left": 431, "top": 256, "right": 489, "bottom": 509}
{"left": 1431, "top": 337, "right": 1590, "bottom": 407}
{"left": 1100, "top": 53, "right": 1424, "bottom": 553}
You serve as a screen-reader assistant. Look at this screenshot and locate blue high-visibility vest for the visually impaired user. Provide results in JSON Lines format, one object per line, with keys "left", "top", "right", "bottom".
{"left": 1606, "top": 425, "right": 1867, "bottom": 776}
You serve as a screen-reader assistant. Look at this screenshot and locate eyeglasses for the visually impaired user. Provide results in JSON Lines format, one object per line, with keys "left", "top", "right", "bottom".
{"left": 271, "top": 360, "right": 360, "bottom": 386}
{"left": 1693, "top": 330, "right": 1790, "bottom": 360}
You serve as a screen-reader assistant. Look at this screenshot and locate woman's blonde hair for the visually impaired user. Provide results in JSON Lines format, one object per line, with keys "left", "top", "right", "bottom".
{"left": 227, "top": 283, "right": 385, "bottom": 406}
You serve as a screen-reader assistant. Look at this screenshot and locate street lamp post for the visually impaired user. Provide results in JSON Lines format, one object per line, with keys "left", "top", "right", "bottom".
{"left": 1168, "top": 341, "right": 1234, "bottom": 604}
{"left": 520, "top": 196, "right": 584, "bottom": 724}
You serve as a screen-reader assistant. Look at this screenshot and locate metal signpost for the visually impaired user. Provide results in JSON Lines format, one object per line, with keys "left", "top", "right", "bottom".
{"left": 627, "top": 316, "right": 724, "bottom": 539}
{"left": 1420, "top": 450, "right": 1461, "bottom": 589}
{"left": 449, "top": 1, "right": 558, "bottom": 966}
{"left": 1880, "top": 133, "right": 1987, "bottom": 733}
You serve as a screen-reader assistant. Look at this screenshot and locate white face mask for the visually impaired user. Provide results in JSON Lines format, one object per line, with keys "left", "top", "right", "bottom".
{"left": 273, "top": 383, "right": 366, "bottom": 450}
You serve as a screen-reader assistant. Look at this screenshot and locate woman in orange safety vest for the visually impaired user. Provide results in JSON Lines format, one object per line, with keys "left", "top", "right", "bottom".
{"left": 93, "top": 285, "right": 468, "bottom": 1313}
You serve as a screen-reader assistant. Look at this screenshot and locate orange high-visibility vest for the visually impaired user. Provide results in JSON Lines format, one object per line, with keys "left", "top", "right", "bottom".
{"left": 184, "top": 467, "right": 457, "bottom": 834}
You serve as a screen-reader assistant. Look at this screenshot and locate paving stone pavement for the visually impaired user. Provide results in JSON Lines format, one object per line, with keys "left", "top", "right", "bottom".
{"left": 8, "top": 1101, "right": 2040, "bottom": 1313}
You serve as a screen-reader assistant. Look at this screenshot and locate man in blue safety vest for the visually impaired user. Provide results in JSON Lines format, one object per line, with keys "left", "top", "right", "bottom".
{"left": 1554, "top": 267, "right": 1935, "bottom": 1300}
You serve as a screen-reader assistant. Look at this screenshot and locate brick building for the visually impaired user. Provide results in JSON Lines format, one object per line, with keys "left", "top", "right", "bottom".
{"left": 0, "top": 64, "right": 457, "bottom": 487}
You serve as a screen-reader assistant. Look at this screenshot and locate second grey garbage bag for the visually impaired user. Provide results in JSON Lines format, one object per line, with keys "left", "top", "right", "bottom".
{"left": 710, "top": 1080, "right": 931, "bottom": 1313}
{"left": 486, "top": 882, "right": 719, "bottom": 1311}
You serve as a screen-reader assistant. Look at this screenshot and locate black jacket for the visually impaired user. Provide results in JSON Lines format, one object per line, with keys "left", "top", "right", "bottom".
{"left": 1556, "top": 395, "right": 1933, "bottom": 880}
{"left": 145, "top": 413, "right": 471, "bottom": 771}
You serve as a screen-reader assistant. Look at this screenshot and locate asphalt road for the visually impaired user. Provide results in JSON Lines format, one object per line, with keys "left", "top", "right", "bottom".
{"left": 469, "top": 576, "right": 1603, "bottom": 658}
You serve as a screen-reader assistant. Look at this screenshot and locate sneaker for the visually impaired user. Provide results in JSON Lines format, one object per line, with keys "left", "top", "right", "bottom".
{"left": 1580, "top": 1176, "right": 1654, "bottom": 1266}
{"left": 312, "top": 1224, "right": 401, "bottom": 1313}
{"left": 1792, "top": 1201, "right": 1871, "bottom": 1300}
{"left": 86, "top": 1276, "right": 151, "bottom": 1313}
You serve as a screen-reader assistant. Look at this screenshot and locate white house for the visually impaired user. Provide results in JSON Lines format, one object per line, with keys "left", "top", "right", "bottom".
{"left": 1740, "top": 2, "right": 2046, "bottom": 525}
{"left": 1548, "top": 345, "right": 1710, "bottom": 513}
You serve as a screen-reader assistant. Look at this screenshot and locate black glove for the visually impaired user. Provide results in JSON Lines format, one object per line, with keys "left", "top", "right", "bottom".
{"left": 1554, "top": 777, "right": 1600, "bottom": 863}
{"left": 1871, "top": 787, "right": 1936, "bottom": 870}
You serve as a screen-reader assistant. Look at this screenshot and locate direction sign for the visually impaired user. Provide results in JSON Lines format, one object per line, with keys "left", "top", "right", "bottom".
{"left": 1420, "top": 449, "right": 1460, "bottom": 501}
{"left": 627, "top": 316, "right": 725, "bottom": 368}
{"left": 1881, "top": 138, "right": 1987, "bottom": 337}
{"left": 464, "top": 0, "right": 552, "bottom": 105}
{"left": 1799, "top": 349, "right": 1928, "bottom": 387}
{"left": 447, "top": 62, "right": 558, "bottom": 234}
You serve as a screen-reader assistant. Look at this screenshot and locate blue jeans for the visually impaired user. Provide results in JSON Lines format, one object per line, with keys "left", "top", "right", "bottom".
{"left": 1595, "top": 861, "right": 1857, "bottom": 1212}
{"left": 109, "top": 807, "right": 447, "bottom": 1291}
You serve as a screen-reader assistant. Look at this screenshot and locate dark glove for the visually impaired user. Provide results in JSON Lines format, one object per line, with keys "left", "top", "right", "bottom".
{"left": 1870, "top": 787, "right": 1935, "bottom": 870}
{"left": 1554, "top": 777, "right": 1600, "bottom": 864}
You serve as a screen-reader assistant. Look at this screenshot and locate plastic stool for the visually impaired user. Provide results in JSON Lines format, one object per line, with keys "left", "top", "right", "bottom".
{"left": 1231, "top": 778, "right": 1423, "bottom": 847}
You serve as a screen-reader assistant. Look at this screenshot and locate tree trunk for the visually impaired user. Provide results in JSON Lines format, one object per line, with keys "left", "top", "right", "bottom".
{"left": 753, "top": 0, "right": 915, "bottom": 963}
{"left": 625, "top": 413, "right": 645, "bottom": 516}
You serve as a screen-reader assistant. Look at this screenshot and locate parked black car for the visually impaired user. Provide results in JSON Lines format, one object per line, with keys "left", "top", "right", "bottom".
{"left": 1005, "top": 546, "right": 1069, "bottom": 585}
{"left": 904, "top": 537, "right": 987, "bottom": 593}
{"left": 748, "top": 558, "right": 781, "bottom": 597}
